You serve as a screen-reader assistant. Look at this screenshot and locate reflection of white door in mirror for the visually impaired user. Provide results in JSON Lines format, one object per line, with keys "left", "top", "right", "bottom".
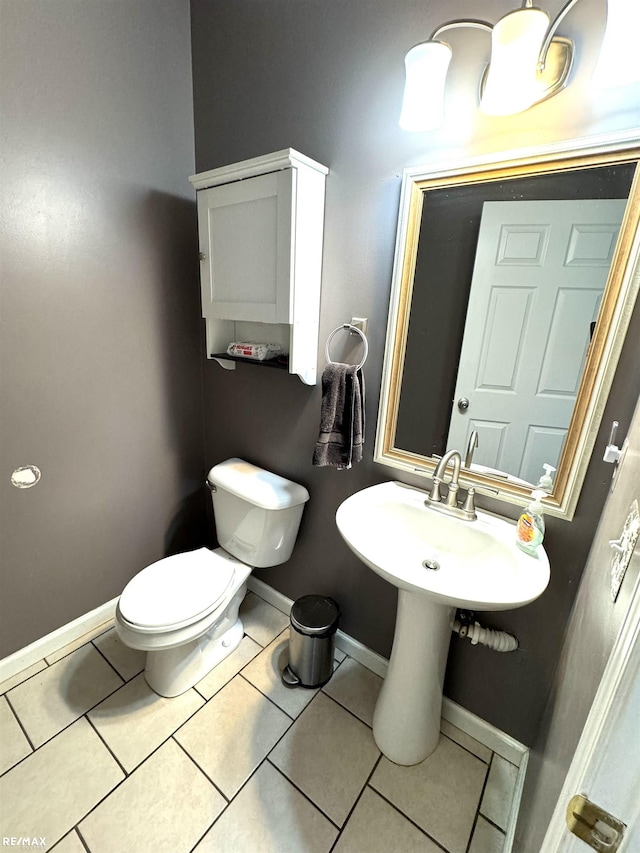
{"left": 446, "top": 199, "right": 627, "bottom": 485}
{"left": 374, "top": 142, "right": 640, "bottom": 520}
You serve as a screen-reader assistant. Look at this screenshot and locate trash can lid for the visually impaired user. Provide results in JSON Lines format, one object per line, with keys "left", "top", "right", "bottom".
{"left": 290, "top": 595, "right": 339, "bottom": 635}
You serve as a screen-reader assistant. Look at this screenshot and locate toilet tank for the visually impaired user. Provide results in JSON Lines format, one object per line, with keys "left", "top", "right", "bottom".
{"left": 207, "top": 458, "right": 310, "bottom": 568}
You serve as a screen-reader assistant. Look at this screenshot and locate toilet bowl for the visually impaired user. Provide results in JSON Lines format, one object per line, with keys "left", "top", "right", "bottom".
{"left": 115, "top": 458, "right": 309, "bottom": 697}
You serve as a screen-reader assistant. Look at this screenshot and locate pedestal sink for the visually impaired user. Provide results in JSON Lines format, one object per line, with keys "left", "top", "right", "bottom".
{"left": 336, "top": 481, "right": 550, "bottom": 765}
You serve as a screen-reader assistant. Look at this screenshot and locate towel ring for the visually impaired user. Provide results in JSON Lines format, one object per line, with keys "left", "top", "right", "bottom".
{"left": 325, "top": 324, "right": 368, "bottom": 370}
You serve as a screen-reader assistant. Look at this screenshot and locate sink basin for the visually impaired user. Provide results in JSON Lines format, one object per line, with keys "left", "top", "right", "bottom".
{"left": 336, "top": 481, "right": 550, "bottom": 766}
{"left": 336, "top": 480, "right": 550, "bottom": 610}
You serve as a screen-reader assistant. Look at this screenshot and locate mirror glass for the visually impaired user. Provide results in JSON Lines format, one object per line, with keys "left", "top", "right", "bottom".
{"left": 375, "top": 142, "right": 639, "bottom": 519}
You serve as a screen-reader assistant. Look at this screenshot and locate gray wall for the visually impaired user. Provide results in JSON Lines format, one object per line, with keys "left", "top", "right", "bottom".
{"left": 0, "top": 0, "right": 205, "bottom": 657}
{"left": 190, "top": 0, "right": 640, "bottom": 745}
{"left": 516, "top": 392, "right": 640, "bottom": 851}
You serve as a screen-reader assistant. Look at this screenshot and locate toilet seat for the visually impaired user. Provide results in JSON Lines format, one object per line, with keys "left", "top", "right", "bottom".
{"left": 118, "top": 547, "right": 241, "bottom": 633}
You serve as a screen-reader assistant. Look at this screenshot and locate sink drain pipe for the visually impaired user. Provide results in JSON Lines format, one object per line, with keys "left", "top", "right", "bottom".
{"left": 452, "top": 610, "right": 518, "bottom": 652}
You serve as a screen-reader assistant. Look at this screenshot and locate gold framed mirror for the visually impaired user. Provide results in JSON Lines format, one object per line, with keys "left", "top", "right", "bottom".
{"left": 375, "top": 137, "right": 640, "bottom": 520}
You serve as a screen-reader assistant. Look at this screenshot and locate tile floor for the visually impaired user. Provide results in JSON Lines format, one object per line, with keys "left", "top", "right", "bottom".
{"left": 0, "top": 591, "right": 518, "bottom": 853}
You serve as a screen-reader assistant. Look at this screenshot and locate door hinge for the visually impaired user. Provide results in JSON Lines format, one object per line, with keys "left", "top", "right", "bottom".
{"left": 566, "top": 794, "right": 626, "bottom": 851}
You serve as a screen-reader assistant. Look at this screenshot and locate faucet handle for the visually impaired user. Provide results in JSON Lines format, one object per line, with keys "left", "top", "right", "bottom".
{"left": 462, "top": 487, "right": 476, "bottom": 517}
{"left": 446, "top": 481, "right": 459, "bottom": 507}
{"left": 431, "top": 477, "right": 443, "bottom": 503}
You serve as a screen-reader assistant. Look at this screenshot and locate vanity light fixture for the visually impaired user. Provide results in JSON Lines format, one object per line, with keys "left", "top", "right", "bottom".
{"left": 399, "top": 0, "right": 633, "bottom": 131}
{"left": 593, "top": 0, "right": 640, "bottom": 88}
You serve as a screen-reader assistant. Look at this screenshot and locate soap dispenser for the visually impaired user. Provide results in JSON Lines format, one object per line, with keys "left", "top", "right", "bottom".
{"left": 516, "top": 490, "right": 546, "bottom": 556}
{"left": 537, "top": 463, "right": 556, "bottom": 492}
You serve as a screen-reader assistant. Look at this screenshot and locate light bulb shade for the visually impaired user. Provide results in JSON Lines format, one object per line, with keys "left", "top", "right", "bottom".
{"left": 593, "top": 0, "right": 640, "bottom": 88}
{"left": 481, "top": 8, "right": 550, "bottom": 116}
{"left": 399, "top": 41, "right": 452, "bottom": 131}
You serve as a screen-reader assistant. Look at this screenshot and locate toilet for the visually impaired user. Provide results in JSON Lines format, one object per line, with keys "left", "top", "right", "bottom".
{"left": 115, "top": 458, "right": 309, "bottom": 697}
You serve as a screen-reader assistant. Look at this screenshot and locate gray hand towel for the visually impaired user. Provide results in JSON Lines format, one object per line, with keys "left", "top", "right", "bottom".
{"left": 313, "top": 363, "right": 365, "bottom": 469}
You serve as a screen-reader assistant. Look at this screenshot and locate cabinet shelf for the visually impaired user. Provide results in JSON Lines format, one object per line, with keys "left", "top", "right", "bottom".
{"left": 210, "top": 353, "right": 289, "bottom": 370}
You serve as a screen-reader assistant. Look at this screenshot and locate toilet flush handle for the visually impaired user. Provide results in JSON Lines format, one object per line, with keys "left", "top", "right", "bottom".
{"left": 206, "top": 480, "right": 217, "bottom": 493}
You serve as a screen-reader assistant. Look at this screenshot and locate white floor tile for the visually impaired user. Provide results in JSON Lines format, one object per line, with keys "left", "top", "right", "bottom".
{"left": 175, "top": 675, "right": 291, "bottom": 798}
{"left": 480, "top": 754, "right": 519, "bottom": 831}
{"left": 242, "top": 630, "right": 319, "bottom": 718}
{"left": 0, "top": 590, "right": 517, "bottom": 853}
{"left": 92, "top": 628, "right": 146, "bottom": 681}
{"left": 371, "top": 734, "right": 488, "bottom": 853}
{"left": 270, "top": 691, "right": 380, "bottom": 827}
{"left": 469, "top": 815, "right": 506, "bottom": 853}
{"left": 440, "top": 719, "right": 493, "bottom": 763}
{"left": 79, "top": 739, "right": 225, "bottom": 853}
{"left": 0, "top": 660, "right": 47, "bottom": 696}
{"left": 240, "top": 592, "right": 289, "bottom": 646}
{"left": 0, "top": 695, "right": 32, "bottom": 774}
{"left": 195, "top": 635, "right": 262, "bottom": 700}
{"left": 7, "top": 645, "right": 123, "bottom": 747}
{"left": 322, "top": 657, "right": 382, "bottom": 727}
{"left": 88, "top": 673, "right": 203, "bottom": 772}
{"left": 333, "top": 787, "right": 441, "bottom": 853}
{"left": 50, "top": 831, "right": 87, "bottom": 853}
{"left": 0, "top": 718, "right": 123, "bottom": 847}
{"left": 193, "top": 761, "right": 337, "bottom": 853}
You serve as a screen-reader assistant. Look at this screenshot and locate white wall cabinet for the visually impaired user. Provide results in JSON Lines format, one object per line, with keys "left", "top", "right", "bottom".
{"left": 190, "top": 149, "right": 328, "bottom": 385}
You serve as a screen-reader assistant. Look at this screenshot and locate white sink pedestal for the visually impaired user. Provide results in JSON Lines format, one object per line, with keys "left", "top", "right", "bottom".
{"left": 373, "top": 590, "right": 454, "bottom": 766}
{"left": 336, "top": 480, "right": 550, "bottom": 766}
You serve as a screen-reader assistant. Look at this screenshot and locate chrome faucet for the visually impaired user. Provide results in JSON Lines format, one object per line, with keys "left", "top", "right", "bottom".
{"left": 433, "top": 449, "right": 462, "bottom": 506}
{"left": 425, "top": 449, "right": 477, "bottom": 521}
{"left": 464, "top": 430, "right": 479, "bottom": 469}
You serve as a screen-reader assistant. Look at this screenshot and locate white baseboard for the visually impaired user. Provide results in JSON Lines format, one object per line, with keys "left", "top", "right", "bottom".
{"left": 506, "top": 751, "right": 528, "bottom": 852}
{"left": 441, "top": 696, "right": 528, "bottom": 853}
{"left": 0, "top": 598, "right": 119, "bottom": 683}
{"left": 247, "top": 576, "right": 292, "bottom": 615}
{"left": 247, "top": 576, "right": 528, "bottom": 770}
{"left": 440, "top": 697, "right": 528, "bottom": 768}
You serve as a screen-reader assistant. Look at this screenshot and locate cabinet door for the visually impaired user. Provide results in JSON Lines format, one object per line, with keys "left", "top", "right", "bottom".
{"left": 197, "top": 169, "right": 295, "bottom": 323}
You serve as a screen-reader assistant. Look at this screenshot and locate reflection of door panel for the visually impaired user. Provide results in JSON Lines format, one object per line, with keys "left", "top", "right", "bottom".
{"left": 447, "top": 199, "right": 626, "bottom": 484}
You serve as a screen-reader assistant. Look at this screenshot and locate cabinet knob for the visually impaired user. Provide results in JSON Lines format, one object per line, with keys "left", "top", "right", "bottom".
{"left": 198, "top": 252, "right": 206, "bottom": 261}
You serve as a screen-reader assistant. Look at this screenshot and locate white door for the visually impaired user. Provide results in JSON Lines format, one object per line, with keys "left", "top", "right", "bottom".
{"left": 447, "top": 199, "right": 626, "bottom": 483}
{"left": 542, "top": 572, "right": 640, "bottom": 852}
{"left": 197, "top": 168, "right": 295, "bottom": 323}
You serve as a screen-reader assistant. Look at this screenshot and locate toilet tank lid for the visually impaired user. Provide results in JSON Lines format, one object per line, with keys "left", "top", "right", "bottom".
{"left": 207, "top": 458, "right": 310, "bottom": 510}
